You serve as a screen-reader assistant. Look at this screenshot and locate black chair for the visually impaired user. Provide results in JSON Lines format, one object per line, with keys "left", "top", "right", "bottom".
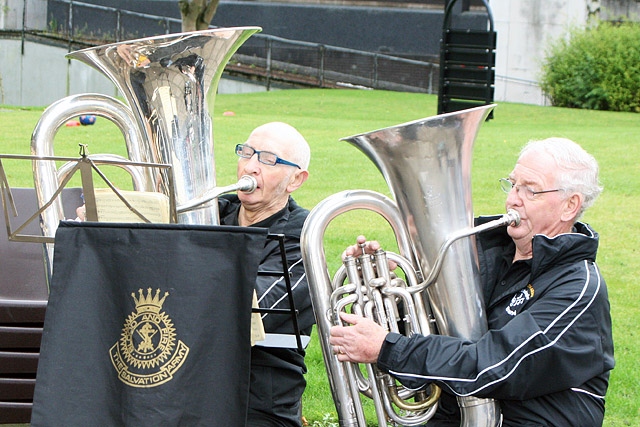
{"left": 0, "top": 187, "right": 83, "bottom": 424}
{"left": 437, "top": 0, "right": 496, "bottom": 119}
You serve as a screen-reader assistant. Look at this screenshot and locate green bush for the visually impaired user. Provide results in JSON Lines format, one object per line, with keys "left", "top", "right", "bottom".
{"left": 540, "top": 21, "right": 640, "bottom": 113}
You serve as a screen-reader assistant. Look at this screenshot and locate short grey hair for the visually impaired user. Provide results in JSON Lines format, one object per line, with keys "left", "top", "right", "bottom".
{"left": 519, "top": 137, "right": 602, "bottom": 219}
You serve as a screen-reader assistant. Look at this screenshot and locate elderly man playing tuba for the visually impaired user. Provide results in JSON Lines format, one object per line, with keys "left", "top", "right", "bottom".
{"left": 330, "top": 138, "right": 614, "bottom": 426}
{"left": 219, "top": 122, "right": 314, "bottom": 427}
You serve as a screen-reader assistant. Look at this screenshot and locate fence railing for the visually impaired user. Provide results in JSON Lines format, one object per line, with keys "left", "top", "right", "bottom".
{"left": 35, "top": 0, "right": 440, "bottom": 93}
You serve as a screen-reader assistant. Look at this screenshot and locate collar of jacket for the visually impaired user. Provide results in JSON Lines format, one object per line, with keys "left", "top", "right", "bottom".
{"left": 218, "top": 194, "right": 309, "bottom": 238}
{"left": 475, "top": 215, "right": 599, "bottom": 281}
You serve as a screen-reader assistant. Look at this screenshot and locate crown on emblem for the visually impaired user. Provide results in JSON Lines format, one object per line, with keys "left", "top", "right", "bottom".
{"left": 132, "top": 288, "right": 169, "bottom": 314}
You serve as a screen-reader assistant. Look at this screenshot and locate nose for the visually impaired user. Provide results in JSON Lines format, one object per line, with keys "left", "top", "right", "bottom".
{"left": 240, "top": 153, "right": 261, "bottom": 175}
{"left": 505, "top": 185, "right": 523, "bottom": 208}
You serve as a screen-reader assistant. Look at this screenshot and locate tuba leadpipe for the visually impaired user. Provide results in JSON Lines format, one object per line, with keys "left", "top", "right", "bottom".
{"left": 301, "top": 104, "right": 516, "bottom": 426}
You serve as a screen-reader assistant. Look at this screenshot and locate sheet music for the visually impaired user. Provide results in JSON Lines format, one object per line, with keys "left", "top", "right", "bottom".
{"left": 251, "top": 291, "right": 266, "bottom": 346}
{"left": 94, "top": 189, "right": 170, "bottom": 223}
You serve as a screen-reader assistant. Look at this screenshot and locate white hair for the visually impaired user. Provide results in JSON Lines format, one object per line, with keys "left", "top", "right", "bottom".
{"left": 519, "top": 137, "right": 602, "bottom": 218}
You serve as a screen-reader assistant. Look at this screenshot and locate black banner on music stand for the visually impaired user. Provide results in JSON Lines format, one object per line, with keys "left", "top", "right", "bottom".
{"left": 31, "top": 221, "right": 267, "bottom": 427}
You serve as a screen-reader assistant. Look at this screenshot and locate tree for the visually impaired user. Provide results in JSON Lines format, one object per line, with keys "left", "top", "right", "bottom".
{"left": 178, "top": 0, "right": 220, "bottom": 32}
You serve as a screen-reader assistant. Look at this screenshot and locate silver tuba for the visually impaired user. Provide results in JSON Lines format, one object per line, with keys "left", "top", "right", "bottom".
{"left": 29, "top": 27, "right": 261, "bottom": 267}
{"left": 301, "top": 104, "right": 519, "bottom": 426}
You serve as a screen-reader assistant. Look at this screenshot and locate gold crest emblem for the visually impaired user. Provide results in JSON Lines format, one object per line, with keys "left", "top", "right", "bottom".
{"left": 110, "top": 288, "right": 189, "bottom": 387}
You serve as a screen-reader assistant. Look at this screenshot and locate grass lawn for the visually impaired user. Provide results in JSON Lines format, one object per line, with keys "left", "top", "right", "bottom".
{"left": 1, "top": 88, "right": 638, "bottom": 426}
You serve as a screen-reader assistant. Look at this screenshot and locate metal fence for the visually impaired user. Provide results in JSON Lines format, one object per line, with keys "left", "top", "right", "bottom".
{"left": 40, "top": 0, "right": 439, "bottom": 93}
{"left": 234, "top": 35, "right": 438, "bottom": 92}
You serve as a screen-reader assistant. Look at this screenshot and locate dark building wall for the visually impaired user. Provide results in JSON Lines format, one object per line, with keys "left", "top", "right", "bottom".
{"left": 47, "top": 0, "right": 488, "bottom": 60}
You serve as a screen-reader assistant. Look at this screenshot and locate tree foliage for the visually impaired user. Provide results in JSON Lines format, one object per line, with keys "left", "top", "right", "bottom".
{"left": 178, "top": 0, "right": 220, "bottom": 32}
{"left": 540, "top": 21, "right": 640, "bottom": 113}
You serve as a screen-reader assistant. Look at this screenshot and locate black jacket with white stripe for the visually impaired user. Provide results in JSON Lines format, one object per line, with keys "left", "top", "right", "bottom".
{"left": 377, "top": 216, "right": 614, "bottom": 427}
{"left": 219, "top": 194, "right": 313, "bottom": 426}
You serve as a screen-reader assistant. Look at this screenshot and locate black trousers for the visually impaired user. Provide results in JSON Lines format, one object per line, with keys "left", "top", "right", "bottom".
{"left": 247, "top": 364, "right": 304, "bottom": 427}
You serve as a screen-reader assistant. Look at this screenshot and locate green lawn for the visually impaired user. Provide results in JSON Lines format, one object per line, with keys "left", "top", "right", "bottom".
{"left": 1, "top": 88, "right": 638, "bottom": 426}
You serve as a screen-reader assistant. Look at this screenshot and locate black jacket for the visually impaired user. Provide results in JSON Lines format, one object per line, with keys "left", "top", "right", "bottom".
{"left": 218, "top": 195, "right": 313, "bottom": 427}
{"left": 377, "top": 216, "right": 614, "bottom": 426}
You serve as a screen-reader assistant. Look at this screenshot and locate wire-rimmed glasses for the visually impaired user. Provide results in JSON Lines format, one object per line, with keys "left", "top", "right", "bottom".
{"left": 499, "top": 178, "right": 561, "bottom": 200}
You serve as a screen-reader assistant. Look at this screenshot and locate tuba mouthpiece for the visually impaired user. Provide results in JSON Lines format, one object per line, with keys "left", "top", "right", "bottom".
{"left": 237, "top": 175, "right": 257, "bottom": 193}
{"left": 505, "top": 209, "right": 521, "bottom": 227}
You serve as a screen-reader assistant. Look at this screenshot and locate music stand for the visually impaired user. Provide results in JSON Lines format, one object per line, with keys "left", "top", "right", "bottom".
{"left": 253, "top": 233, "right": 305, "bottom": 352}
{"left": 0, "top": 146, "right": 176, "bottom": 244}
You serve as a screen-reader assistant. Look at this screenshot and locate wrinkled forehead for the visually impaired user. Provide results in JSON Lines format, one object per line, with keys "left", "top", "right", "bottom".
{"left": 512, "top": 151, "right": 557, "bottom": 184}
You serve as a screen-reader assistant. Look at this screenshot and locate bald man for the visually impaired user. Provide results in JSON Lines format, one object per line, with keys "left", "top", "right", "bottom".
{"left": 218, "top": 122, "right": 313, "bottom": 427}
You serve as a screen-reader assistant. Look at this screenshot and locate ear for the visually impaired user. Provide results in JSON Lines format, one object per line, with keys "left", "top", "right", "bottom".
{"left": 286, "top": 169, "right": 309, "bottom": 193}
{"left": 561, "top": 192, "right": 583, "bottom": 222}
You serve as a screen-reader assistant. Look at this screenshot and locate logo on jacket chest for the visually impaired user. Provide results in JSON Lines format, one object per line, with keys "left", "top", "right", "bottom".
{"left": 506, "top": 284, "right": 535, "bottom": 316}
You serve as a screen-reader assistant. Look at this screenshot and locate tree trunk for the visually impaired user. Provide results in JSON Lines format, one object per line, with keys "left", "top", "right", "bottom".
{"left": 178, "top": 0, "right": 221, "bottom": 32}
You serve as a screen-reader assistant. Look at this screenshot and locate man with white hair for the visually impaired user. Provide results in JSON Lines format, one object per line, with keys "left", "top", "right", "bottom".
{"left": 330, "top": 137, "right": 614, "bottom": 426}
{"left": 218, "top": 122, "right": 313, "bottom": 427}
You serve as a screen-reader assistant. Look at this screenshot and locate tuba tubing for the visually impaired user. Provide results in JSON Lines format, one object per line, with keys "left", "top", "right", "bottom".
{"left": 31, "top": 93, "right": 149, "bottom": 244}
{"left": 31, "top": 93, "right": 150, "bottom": 269}
{"left": 302, "top": 190, "right": 412, "bottom": 427}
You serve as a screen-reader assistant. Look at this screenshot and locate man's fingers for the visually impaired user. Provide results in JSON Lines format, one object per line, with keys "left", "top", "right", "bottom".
{"left": 329, "top": 325, "right": 344, "bottom": 340}
{"left": 338, "top": 312, "right": 362, "bottom": 325}
{"left": 343, "top": 236, "right": 388, "bottom": 261}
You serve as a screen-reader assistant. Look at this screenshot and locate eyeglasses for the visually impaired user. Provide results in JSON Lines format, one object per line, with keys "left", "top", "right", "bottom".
{"left": 499, "top": 178, "right": 561, "bottom": 201}
{"left": 235, "top": 144, "right": 301, "bottom": 169}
